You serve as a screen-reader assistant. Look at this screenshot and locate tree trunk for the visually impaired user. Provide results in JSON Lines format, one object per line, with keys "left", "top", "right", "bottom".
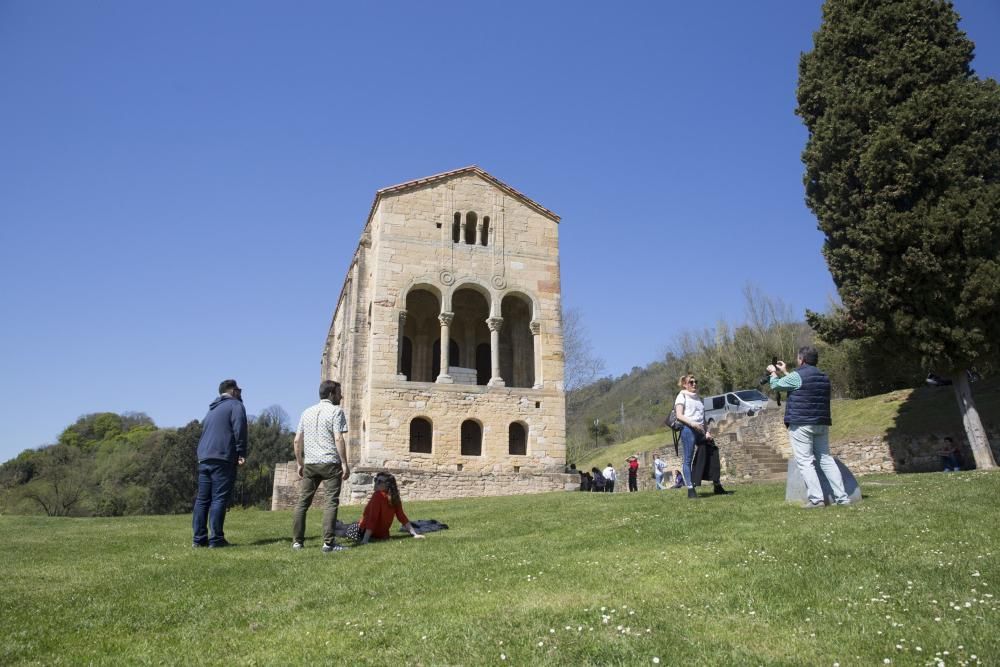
{"left": 952, "top": 371, "right": 997, "bottom": 470}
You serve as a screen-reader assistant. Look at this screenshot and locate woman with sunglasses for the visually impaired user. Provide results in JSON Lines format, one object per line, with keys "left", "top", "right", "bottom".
{"left": 674, "top": 375, "right": 728, "bottom": 498}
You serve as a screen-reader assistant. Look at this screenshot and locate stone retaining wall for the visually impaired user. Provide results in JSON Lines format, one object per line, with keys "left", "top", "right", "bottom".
{"left": 271, "top": 462, "right": 577, "bottom": 509}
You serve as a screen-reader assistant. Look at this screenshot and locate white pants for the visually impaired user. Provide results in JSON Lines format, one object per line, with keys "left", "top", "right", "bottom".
{"left": 788, "top": 424, "right": 848, "bottom": 505}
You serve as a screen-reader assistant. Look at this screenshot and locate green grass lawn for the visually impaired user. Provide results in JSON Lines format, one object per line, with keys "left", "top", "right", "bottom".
{"left": 2, "top": 472, "right": 998, "bottom": 665}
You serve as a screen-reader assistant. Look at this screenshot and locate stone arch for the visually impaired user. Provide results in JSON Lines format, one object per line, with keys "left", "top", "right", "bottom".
{"left": 508, "top": 421, "right": 528, "bottom": 456}
{"left": 402, "top": 288, "right": 441, "bottom": 382}
{"left": 409, "top": 417, "right": 433, "bottom": 454}
{"left": 500, "top": 293, "right": 534, "bottom": 388}
{"left": 450, "top": 285, "right": 491, "bottom": 384}
{"left": 460, "top": 419, "right": 483, "bottom": 456}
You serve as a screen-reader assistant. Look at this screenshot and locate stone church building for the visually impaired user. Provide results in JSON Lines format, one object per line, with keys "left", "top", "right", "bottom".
{"left": 272, "top": 166, "right": 574, "bottom": 507}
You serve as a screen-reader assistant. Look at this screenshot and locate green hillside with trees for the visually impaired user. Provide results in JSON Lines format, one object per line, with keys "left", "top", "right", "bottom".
{"left": 0, "top": 409, "right": 293, "bottom": 517}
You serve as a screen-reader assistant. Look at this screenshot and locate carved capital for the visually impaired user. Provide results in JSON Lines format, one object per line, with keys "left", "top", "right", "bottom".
{"left": 438, "top": 312, "right": 454, "bottom": 327}
{"left": 529, "top": 320, "right": 541, "bottom": 335}
{"left": 487, "top": 316, "right": 504, "bottom": 333}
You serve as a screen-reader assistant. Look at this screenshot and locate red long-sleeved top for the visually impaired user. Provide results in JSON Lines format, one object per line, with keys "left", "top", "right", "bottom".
{"left": 358, "top": 490, "right": 410, "bottom": 539}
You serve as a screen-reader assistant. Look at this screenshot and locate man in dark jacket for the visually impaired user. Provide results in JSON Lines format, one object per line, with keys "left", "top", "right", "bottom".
{"left": 192, "top": 379, "right": 248, "bottom": 547}
{"left": 768, "top": 346, "right": 849, "bottom": 508}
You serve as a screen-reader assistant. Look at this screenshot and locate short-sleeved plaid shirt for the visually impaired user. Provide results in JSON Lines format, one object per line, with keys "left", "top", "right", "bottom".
{"left": 297, "top": 399, "right": 348, "bottom": 464}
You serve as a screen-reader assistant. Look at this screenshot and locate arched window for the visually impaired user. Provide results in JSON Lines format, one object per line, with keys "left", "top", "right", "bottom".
{"left": 481, "top": 216, "right": 490, "bottom": 246}
{"left": 464, "top": 211, "right": 477, "bottom": 245}
{"left": 508, "top": 422, "right": 527, "bottom": 456}
{"left": 461, "top": 420, "right": 482, "bottom": 456}
{"left": 499, "top": 294, "right": 535, "bottom": 388}
{"left": 409, "top": 418, "right": 432, "bottom": 453}
{"left": 452, "top": 212, "right": 461, "bottom": 243}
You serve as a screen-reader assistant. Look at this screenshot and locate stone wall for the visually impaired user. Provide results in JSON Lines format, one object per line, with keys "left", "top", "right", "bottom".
{"left": 271, "top": 463, "right": 578, "bottom": 509}
{"left": 708, "top": 406, "right": 997, "bottom": 477}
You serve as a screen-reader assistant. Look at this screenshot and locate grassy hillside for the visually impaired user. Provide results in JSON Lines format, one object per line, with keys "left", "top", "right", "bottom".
{"left": 575, "top": 376, "right": 1000, "bottom": 471}
{"left": 3, "top": 473, "right": 998, "bottom": 665}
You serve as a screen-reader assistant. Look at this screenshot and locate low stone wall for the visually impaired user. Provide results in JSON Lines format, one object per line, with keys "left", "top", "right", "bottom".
{"left": 711, "top": 406, "right": 997, "bottom": 476}
{"left": 271, "top": 462, "right": 578, "bottom": 509}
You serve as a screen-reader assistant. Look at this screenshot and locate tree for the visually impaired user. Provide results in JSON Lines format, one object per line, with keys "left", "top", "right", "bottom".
{"left": 797, "top": 0, "right": 1000, "bottom": 468}
{"left": 144, "top": 421, "right": 201, "bottom": 515}
{"left": 19, "top": 444, "right": 91, "bottom": 516}
{"left": 562, "top": 307, "right": 606, "bottom": 392}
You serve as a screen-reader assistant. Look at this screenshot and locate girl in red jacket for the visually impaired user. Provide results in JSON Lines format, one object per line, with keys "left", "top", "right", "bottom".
{"left": 348, "top": 472, "right": 424, "bottom": 544}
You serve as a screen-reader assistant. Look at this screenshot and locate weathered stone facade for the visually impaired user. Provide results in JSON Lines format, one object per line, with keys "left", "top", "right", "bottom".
{"left": 272, "top": 167, "right": 570, "bottom": 508}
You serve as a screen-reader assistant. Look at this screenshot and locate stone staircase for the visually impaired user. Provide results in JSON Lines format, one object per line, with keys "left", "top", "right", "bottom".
{"left": 713, "top": 409, "right": 790, "bottom": 484}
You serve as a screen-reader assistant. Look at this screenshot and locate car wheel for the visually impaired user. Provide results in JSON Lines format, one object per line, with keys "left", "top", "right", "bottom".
{"left": 747, "top": 410, "right": 756, "bottom": 417}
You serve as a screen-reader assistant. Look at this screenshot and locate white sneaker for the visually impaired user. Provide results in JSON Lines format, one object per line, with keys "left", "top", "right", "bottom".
{"left": 322, "top": 543, "right": 345, "bottom": 553}
{"left": 292, "top": 542, "right": 303, "bottom": 550}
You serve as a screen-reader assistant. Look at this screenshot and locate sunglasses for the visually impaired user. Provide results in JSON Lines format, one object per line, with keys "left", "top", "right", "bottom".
{"left": 688, "top": 380, "right": 698, "bottom": 385}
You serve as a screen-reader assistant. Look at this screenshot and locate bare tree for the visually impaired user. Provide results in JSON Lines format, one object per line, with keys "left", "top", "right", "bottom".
{"left": 562, "top": 307, "right": 606, "bottom": 391}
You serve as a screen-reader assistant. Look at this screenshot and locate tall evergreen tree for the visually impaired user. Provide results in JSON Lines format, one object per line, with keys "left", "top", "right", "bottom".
{"left": 797, "top": 0, "right": 1000, "bottom": 468}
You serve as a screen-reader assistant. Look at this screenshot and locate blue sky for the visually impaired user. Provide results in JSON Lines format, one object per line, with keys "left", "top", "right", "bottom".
{"left": 1, "top": 1, "right": 998, "bottom": 463}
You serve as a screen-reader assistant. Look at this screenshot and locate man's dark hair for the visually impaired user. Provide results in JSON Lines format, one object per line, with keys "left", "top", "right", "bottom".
{"left": 319, "top": 380, "right": 341, "bottom": 404}
{"left": 219, "top": 379, "right": 239, "bottom": 395}
{"left": 798, "top": 346, "right": 819, "bottom": 366}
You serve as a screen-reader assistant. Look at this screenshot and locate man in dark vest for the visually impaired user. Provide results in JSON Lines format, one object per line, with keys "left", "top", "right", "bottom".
{"left": 768, "top": 346, "right": 850, "bottom": 508}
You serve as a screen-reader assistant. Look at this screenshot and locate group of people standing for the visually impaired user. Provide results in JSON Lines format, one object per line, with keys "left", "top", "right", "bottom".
{"left": 191, "top": 379, "right": 424, "bottom": 551}
{"left": 578, "top": 456, "right": 640, "bottom": 492}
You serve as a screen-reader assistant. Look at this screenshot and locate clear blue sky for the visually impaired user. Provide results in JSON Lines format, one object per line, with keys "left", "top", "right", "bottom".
{"left": 2, "top": 1, "right": 998, "bottom": 463}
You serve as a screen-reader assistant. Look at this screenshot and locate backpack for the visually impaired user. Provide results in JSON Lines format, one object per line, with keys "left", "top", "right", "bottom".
{"left": 664, "top": 409, "right": 684, "bottom": 432}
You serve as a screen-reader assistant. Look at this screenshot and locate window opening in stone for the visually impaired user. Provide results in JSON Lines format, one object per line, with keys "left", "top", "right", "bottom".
{"left": 402, "top": 288, "right": 441, "bottom": 382}
{"left": 409, "top": 417, "right": 432, "bottom": 454}
{"left": 464, "top": 211, "right": 477, "bottom": 245}
{"left": 461, "top": 420, "right": 482, "bottom": 456}
{"left": 475, "top": 343, "right": 491, "bottom": 386}
{"left": 452, "top": 212, "right": 461, "bottom": 243}
{"left": 481, "top": 216, "right": 490, "bottom": 246}
{"left": 535, "top": 401, "right": 541, "bottom": 409}
{"left": 451, "top": 287, "right": 491, "bottom": 385}
{"left": 508, "top": 422, "right": 527, "bottom": 456}
{"left": 499, "top": 294, "right": 535, "bottom": 388}
{"left": 456, "top": 463, "right": 463, "bottom": 471}
{"left": 401, "top": 337, "right": 413, "bottom": 380}
{"left": 367, "top": 303, "right": 372, "bottom": 329}
{"left": 513, "top": 465, "right": 520, "bottom": 473}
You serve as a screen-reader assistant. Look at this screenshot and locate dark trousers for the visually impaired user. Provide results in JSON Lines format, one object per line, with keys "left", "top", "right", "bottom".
{"left": 605, "top": 480, "right": 615, "bottom": 493}
{"left": 628, "top": 472, "right": 638, "bottom": 492}
{"left": 192, "top": 459, "right": 236, "bottom": 546}
{"left": 292, "top": 462, "right": 344, "bottom": 545}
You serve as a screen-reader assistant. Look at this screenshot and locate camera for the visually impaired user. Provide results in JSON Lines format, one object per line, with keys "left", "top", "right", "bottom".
{"left": 758, "top": 356, "right": 778, "bottom": 386}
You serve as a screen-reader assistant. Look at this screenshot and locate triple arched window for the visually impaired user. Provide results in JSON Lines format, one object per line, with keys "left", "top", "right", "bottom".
{"left": 452, "top": 212, "right": 490, "bottom": 246}
{"left": 408, "top": 418, "right": 527, "bottom": 456}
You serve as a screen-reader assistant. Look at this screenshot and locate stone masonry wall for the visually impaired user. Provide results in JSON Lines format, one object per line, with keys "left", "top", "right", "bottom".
{"left": 272, "top": 464, "right": 577, "bottom": 509}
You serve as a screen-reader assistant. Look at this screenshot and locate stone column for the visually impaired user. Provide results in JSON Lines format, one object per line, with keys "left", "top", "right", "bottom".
{"left": 396, "top": 310, "right": 408, "bottom": 379}
{"left": 530, "top": 320, "right": 542, "bottom": 389}
{"left": 487, "top": 316, "right": 505, "bottom": 387}
{"left": 437, "top": 312, "right": 454, "bottom": 383}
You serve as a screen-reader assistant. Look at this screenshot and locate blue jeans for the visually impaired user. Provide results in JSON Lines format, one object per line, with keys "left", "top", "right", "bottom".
{"left": 788, "top": 424, "right": 848, "bottom": 505}
{"left": 192, "top": 459, "right": 236, "bottom": 546}
{"left": 680, "top": 427, "right": 696, "bottom": 488}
